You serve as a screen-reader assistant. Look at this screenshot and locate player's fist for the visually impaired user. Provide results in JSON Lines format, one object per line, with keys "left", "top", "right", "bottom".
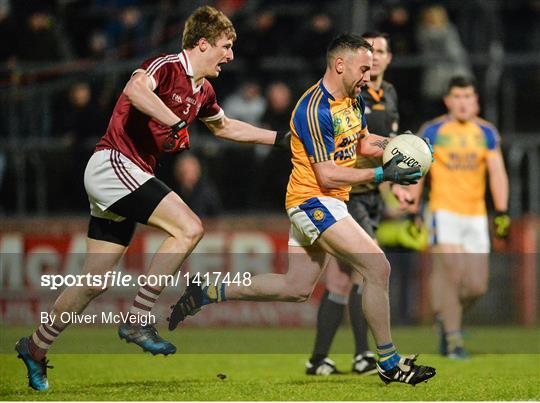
{"left": 493, "top": 211, "right": 511, "bottom": 238}
{"left": 163, "top": 120, "right": 189, "bottom": 153}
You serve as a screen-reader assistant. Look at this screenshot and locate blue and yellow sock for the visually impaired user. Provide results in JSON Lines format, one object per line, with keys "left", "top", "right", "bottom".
{"left": 201, "top": 281, "right": 227, "bottom": 306}
{"left": 377, "top": 342, "right": 401, "bottom": 371}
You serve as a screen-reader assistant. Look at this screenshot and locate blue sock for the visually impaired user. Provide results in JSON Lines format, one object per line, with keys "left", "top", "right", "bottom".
{"left": 377, "top": 342, "right": 401, "bottom": 370}
{"left": 200, "top": 282, "right": 227, "bottom": 306}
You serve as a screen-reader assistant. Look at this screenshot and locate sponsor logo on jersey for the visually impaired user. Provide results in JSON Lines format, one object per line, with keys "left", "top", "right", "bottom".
{"left": 172, "top": 93, "right": 182, "bottom": 103}
{"left": 332, "top": 106, "right": 362, "bottom": 135}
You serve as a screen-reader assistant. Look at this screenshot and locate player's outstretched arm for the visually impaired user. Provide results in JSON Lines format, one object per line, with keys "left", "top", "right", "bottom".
{"left": 204, "top": 115, "right": 289, "bottom": 148}
{"left": 123, "top": 71, "right": 180, "bottom": 127}
{"left": 357, "top": 132, "right": 389, "bottom": 157}
{"left": 486, "top": 149, "right": 509, "bottom": 213}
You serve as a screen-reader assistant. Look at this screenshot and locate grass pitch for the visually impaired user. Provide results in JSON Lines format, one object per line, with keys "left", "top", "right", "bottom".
{"left": 1, "top": 326, "right": 539, "bottom": 401}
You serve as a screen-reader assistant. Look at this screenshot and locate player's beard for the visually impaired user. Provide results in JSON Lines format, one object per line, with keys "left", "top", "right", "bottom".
{"left": 348, "top": 81, "right": 364, "bottom": 98}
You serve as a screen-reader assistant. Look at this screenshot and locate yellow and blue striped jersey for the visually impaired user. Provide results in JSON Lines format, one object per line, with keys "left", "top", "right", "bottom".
{"left": 286, "top": 80, "right": 369, "bottom": 208}
{"left": 419, "top": 115, "right": 500, "bottom": 216}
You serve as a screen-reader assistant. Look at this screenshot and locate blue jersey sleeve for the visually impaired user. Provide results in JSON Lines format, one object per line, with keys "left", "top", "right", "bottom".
{"left": 418, "top": 121, "right": 443, "bottom": 146}
{"left": 292, "top": 92, "right": 334, "bottom": 163}
{"left": 479, "top": 124, "right": 499, "bottom": 150}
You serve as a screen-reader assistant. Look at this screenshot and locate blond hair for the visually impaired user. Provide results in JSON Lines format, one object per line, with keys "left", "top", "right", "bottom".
{"left": 182, "top": 6, "right": 236, "bottom": 49}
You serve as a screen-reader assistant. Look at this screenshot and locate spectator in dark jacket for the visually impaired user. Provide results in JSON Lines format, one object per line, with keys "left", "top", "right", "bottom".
{"left": 173, "top": 154, "right": 222, "bottom": 218}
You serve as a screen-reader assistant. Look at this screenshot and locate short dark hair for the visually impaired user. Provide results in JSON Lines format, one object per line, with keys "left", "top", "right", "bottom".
{"left": 361, "top": 31, "right": 391, "bottom": 52}
{"left": 326, "top": 33, "right": 373, "bottom": 66}
{"left": 446, "top": 76, "right": 477, "bottom": 94}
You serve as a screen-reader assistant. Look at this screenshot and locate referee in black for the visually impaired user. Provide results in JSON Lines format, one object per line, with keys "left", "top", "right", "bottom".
{"left": 306, "top": 32, "right": 404, "bottom": 376}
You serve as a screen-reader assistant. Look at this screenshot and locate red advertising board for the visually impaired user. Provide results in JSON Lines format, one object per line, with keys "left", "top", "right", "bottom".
{"left": 1, "top": 217, "right": 323, "bottom": 326}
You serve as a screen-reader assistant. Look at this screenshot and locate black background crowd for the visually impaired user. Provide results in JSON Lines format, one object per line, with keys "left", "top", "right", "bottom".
{"left": 1, "top": 0, "right": 539, "bottom": 215}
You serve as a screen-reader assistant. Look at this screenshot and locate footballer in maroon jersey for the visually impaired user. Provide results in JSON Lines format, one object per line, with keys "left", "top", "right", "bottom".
{"left": 15, "top": 6, "right": 291, "bottom": 392}
{"left": 96, "top": 50, "right": 225, "bottom": 173}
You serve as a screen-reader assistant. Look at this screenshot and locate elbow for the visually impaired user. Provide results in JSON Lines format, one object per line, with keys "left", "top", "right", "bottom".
{"left": 123, "top": 83, "right": 135, "bottom": 100}
{"left": 213, "top": 128, "right": 227, "bottom": 140}
{"left": 123, "top": 79, "right": 145, "bottom": 103}
{"left": 211, "top": 118, "right": 230, "bottom": 140}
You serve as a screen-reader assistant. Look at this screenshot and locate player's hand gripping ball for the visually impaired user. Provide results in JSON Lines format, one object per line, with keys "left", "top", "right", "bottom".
{"left": 382, "top": 133, "right": 433, "bottom": 176}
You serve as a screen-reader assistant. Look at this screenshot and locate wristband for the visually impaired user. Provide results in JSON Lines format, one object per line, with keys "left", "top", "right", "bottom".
{"left": 273, "top": 130, "right": 292, "bottom": 150}
{"left": 170, "top": 120, "right": 187, "bottom": 134}
{"left": 374, "top": 167, "right": 384, "bottom": 184}
{"left": 274, "top": 131, "right": 284, "bottom": 145}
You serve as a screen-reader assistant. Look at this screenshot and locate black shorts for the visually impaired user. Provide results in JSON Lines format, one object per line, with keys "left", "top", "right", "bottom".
{"left": 346, "top": 190, "right": 384, "bottom": 239}
{"left": 87, "top": 177, "right": 172, "bottom": 246}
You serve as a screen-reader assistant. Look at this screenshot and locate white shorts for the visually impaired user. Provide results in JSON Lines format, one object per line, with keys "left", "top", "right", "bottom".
{"left": 84, "top": 149, "right": 153, "bottom": 221}
{"left": 287, "top": 197, "right": 350, "bottom": 247}
{"left": 430, "top": 209, "right": 490, "bottom": 253}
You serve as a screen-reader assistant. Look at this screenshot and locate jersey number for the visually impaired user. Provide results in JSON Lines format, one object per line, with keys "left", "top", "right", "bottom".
{"left": 183, "top": 103, "right": 191, "bottom": 115}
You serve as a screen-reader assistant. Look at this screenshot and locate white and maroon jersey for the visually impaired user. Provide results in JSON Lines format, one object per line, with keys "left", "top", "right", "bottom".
{"left": 96, "top": 51, "right": 224, "bottom": 174}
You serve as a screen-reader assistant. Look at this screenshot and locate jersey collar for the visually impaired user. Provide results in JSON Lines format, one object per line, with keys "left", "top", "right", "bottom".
{"left": 318, "top": 80, "right": 334, "bottom": 100}
{"left": 179, "top": 50, "right": 203, "bottom": 93}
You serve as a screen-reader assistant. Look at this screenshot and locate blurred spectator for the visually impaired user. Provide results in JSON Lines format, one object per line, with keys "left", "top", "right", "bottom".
{"left": 252, "top": 81, "right": 294, "bottom": 211}
{"left": 261, "top": 81, "right": 293, "bottom": 130}
{"left": 235, "top": 10, "right": 281, "bottom": 61}
{"left": 54, "top": 81, "right": 106, "bottom": 146}
{"left": 107, "top": 6, "right": 147, "bottom": 58}
{"left": 173, "top": 154, "right": 222, "bottom": 218}
{"left": 148, "top": 0, "right": 183, "bottom": 51}
{"left": 88, "top": 30, "right": 110, "bottom": 59}
{"left": 16, "top": 9, "right": 71, "bottom": 62}
{"left": 223, "top": 81, "right": 266, "bottom": 125}
{"left": 296, "top": 12, "right": 335, "bottom": 59}
{"left": 48, "top": 80, "right": 107, "bottom": 211}
{"left": 455, "top": 0, "right": 501, "bottom": 54}
{"left": 378, "top": 5, "right": 415, "bottom": 55}
{"left": 416, "top": 5, "right": 471, "bottom": 115}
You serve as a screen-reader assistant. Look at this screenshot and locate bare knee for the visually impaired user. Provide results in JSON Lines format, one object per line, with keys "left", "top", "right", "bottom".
{"left": 378, "top": 257, "right": 391, "bottom": 285}
{"left": 464, "top": 281, "right": 488, "bottom": 299}
{"left": 172, "top": 216, "right": 204, "bottom": 246}
{"left": 361, "top": 255, "right": 391, "bottom": 287}
{"left": 185, "top": 219, "right": 204, "bottom": 244}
